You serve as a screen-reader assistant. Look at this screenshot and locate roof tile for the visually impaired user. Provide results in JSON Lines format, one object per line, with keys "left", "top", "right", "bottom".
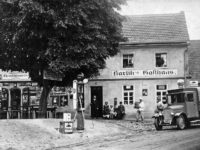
{"left": 122, "top": 12, "right": 190, "bottom": 44}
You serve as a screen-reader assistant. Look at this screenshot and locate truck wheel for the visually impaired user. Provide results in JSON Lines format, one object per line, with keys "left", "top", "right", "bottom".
{"left": 176, "top": 115, "right": 186, "bottom": 130}
{"left": 154, "top": 118, "right": 163, "bottom": 130}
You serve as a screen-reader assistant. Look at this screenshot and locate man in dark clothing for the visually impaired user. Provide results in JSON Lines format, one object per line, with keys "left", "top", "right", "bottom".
{"left": 91, "top": 95, "right": 99, "bottom": 118}
{"left": 117, "top": 101, "right": 125, "bottom": 119}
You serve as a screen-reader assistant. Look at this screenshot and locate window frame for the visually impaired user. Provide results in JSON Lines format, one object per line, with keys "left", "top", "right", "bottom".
{"left": 123, "top": 85, "right": 135, "bottom": 105}
{"left": 187, "top": 93, "right": 194, "bottom": 102}
{"left": 156, "top": 84, "right": 168, "bottom": 103}
{"left": 155, "top": 53, "right": 167, "bottom": 68}
{"left": 122, "top": 53, "right": 134, "bottom": 68}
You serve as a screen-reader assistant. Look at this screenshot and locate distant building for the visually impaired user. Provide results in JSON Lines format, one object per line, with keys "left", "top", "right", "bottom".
{"left": 84, "top": 12, "right": 190, "bottom": 119}
{"left": 188, "top": 40, "right": 200, "bottom": 85}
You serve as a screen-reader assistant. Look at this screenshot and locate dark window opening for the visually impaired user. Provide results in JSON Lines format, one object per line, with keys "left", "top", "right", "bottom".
{"left": 156, "top": 53, "right": 167, "bottom": 67}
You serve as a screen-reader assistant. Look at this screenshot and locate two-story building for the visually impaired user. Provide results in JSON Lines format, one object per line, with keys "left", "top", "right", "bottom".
{"left": 84, "top": 12, "right": 190, "bottom": 119}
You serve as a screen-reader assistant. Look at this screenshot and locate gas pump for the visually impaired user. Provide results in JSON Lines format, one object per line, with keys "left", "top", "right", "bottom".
{"left": 76, "top": 73, "right": 85, "bottom": 130}
{"left": 22, "top": 88, "right": 30, "bottom": 119}
{"left": 74, "top": 73, "right": 88, "bottom": 130}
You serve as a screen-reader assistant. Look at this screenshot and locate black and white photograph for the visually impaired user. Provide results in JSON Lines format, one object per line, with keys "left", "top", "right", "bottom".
{"left": 0, "top": 0, "right": 200, "bottom": 149}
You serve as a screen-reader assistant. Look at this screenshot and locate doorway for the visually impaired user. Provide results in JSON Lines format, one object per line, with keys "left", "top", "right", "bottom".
{"left": 186, "top": 92, "right": 199, "bottom": 118}
{"left": 91, "top": 86, "right": 103, "bottom": 118}
{"left": 0, "top": 88, "right": 9, "bottom": 119}
{"left": 11, "top": 88, "right": 21, "bottom": 119}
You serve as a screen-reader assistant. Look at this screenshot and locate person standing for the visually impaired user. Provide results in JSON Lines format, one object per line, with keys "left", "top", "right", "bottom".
{"left": 103, "top": 101, "right": 110, "bottom": 119}
{"left": 136, "top": 97, "right": 145, "bottom": 122}
{"left": 109, "top": 105, "right": 116, "bottom": 119}
{"left": 117, "top": 101, "right": 125, "bottom": 119}
{"left": 91, "top": 95, "right": 99, "bottom": 118}
{"left": 155, "top": 98, "right": 168, "bottom": 113}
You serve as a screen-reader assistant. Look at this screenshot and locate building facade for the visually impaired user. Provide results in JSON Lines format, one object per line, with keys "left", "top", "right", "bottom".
{"left": 84, "top": 12, "right": 190, "bottom": 119}
{"left": 0, "top": 70, "right": 74, "bottom": 119}
{"left": 189, "top": 40, "right": 200, "bottom": 84}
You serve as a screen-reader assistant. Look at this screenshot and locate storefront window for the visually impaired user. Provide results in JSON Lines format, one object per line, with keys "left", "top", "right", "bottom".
{"left": 0, "top": 88, "right": 8, "bottom": 110}
{"left": 123, "top": 85, "right": 134, "bottom": 105}
{"left": 156, "top": 53, "right": 167, "bottom": 67}
{"left": 50, "top": 86, "right": 71, "bottom": 107}
{"left": 123, "top": 54, "right": 134, "bottom": 68}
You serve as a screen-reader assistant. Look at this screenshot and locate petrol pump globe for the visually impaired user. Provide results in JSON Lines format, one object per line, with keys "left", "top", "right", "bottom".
{"left": 177, "top": 79, "right": 184, "bottom": 88}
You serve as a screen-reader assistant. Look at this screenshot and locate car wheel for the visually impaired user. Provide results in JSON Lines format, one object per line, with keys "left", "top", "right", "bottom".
{"left": 154, "top": 118, "right": 163, "bottom": 130}
{"left": 176, "top": 115, "right": 186, "bottom": 130}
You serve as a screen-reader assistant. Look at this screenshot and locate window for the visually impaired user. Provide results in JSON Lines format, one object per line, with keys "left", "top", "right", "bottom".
{"left": 156, "top": 53, "right": 167, "bottom": 67}
{"left": 156, "top": 85, "right": 167, "bottom": 102}
{"left": 187, "top": 93, "right": 194, "bottom": 102}
{"left": 123, "top": 85, "right": 134, "bottom": 105}
{"left": 123, "top": 54, "right": 134, "bottom": 68}
{"left": 177, "top": 93, "right": 185, "bottom": 103}
{"left": 171, "top": 93, "right": 184, "bottom": 103}
{"left": 49, "top": 86, "right": 71, "bottom": 107}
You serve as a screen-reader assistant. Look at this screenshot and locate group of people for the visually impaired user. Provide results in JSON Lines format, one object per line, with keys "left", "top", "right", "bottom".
{"left": 102, "top": 98, "right": 145, "bottom": 121}
{"left": 102, "top": 101, "right": 125, "bottom": 119}
{"left": 91, "top": 95, "right": 168, "bottom": 122}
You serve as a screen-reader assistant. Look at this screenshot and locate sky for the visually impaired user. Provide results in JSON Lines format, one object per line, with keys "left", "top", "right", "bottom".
{"left": 119, "top": 0, "right": 200, "bottom": 40}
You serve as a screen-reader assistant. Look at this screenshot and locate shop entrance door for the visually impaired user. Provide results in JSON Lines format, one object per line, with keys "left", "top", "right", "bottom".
{"left": 91, "top": 86, "right": 103, "bottom": 118}
{"left": 11, "top": 88, "right": 21, "bottom": 119}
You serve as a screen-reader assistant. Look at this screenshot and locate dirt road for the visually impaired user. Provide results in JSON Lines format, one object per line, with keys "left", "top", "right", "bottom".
{"left": 1, "top": 119, "right": 200, "bottom": 150}
{"left": 59, "top": 125, "right": 200, "bottom": 150}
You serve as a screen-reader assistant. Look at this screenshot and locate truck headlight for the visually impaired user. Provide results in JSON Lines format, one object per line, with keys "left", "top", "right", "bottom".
{"left": 171, "top": 112, "right": 174, "bottom": 116}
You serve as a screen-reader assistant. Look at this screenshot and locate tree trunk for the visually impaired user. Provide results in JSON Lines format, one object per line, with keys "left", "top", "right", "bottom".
{"left": 39, "top": 80, "right": 52, "bottom": 118}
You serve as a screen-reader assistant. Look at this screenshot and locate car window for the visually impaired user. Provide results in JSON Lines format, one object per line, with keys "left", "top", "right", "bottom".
{"left": 187, "top": 93, "right": 194, "bottom": 102}
{"left": 177, "top": 93, "right": 184, "bottom": 103}
{"left": 171, "top": 93, "right": 184, "bottom": 103}
{"left": 171, "top": 95, "right": 177, "bottom": 104}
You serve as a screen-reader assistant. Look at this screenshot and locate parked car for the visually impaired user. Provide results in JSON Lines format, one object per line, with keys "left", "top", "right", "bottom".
{"left": 153, "top": 87, "right": 200, "bottom": 130}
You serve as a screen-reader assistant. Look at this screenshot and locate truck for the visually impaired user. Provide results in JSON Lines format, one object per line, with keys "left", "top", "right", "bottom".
{"left": 153, "top": 87, "right": 200, "bottom": 130}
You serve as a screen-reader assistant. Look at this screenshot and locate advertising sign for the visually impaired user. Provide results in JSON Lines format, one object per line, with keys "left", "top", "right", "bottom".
{"left": 0, "top": 71, "right": 31, "bottom": 81}
{"left": 43, "top": 70, "right": 63, "bottom": 81}
{"left": 112, "top": 69, "right": 178, "bottom": 78}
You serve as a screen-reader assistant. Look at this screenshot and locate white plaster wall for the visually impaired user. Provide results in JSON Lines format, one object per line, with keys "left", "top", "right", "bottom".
{"left": 84, "top": 79, "right": 179, "bottom": 119}
{"left": 84, "top": 45, "right": 188, "bottom": 119}
{"left": 97, "top": 45, "right": 187, "bottom": 79}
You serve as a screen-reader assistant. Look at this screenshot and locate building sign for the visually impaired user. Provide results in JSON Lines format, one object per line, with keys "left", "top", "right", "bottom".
{"left": 112, "top": 69, "right": 177, "bottom": 78}
{"left": 189, "top": 81, "right": 198, "bottom": 87}
{"left": 157, "top": 85, "right": 167, "bottom": 90}
{"left": 43, "top": 70, "right": 63, "bottom": 81}
{"left": 0, "top": 71, "right": 31, "bottom": 81}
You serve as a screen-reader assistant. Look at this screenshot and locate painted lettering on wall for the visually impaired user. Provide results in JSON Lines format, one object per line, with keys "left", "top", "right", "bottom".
{"left": 112, "top": 69, "right": 177, "bottom": 78}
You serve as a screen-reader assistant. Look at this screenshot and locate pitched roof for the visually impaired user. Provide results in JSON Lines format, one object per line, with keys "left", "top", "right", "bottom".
{"left": 122, "top": 12, "right": 190, "bottom": 44}
{"left": 189, "top": 40, "right": 200, "bottom": 81}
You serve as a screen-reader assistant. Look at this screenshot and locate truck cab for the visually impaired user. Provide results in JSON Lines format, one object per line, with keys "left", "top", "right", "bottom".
{"left": 153, "top": 87, "right": 200, "bottom": 130}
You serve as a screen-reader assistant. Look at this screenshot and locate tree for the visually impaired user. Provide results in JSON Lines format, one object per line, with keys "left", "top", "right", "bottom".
{"left": 0, "top": 0, "right": 126, "bottom": 118}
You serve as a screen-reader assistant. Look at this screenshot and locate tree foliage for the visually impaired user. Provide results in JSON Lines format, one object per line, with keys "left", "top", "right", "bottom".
{"left": 0, "top": 0, "right": 126, "bottom": 117}
{"left": 0, "top": 0, "right": 126, "bottom": 84}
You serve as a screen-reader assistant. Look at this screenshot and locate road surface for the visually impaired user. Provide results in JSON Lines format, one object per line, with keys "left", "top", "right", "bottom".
{"left": 54, "top": 124, "right": 200, "bottom": 150}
